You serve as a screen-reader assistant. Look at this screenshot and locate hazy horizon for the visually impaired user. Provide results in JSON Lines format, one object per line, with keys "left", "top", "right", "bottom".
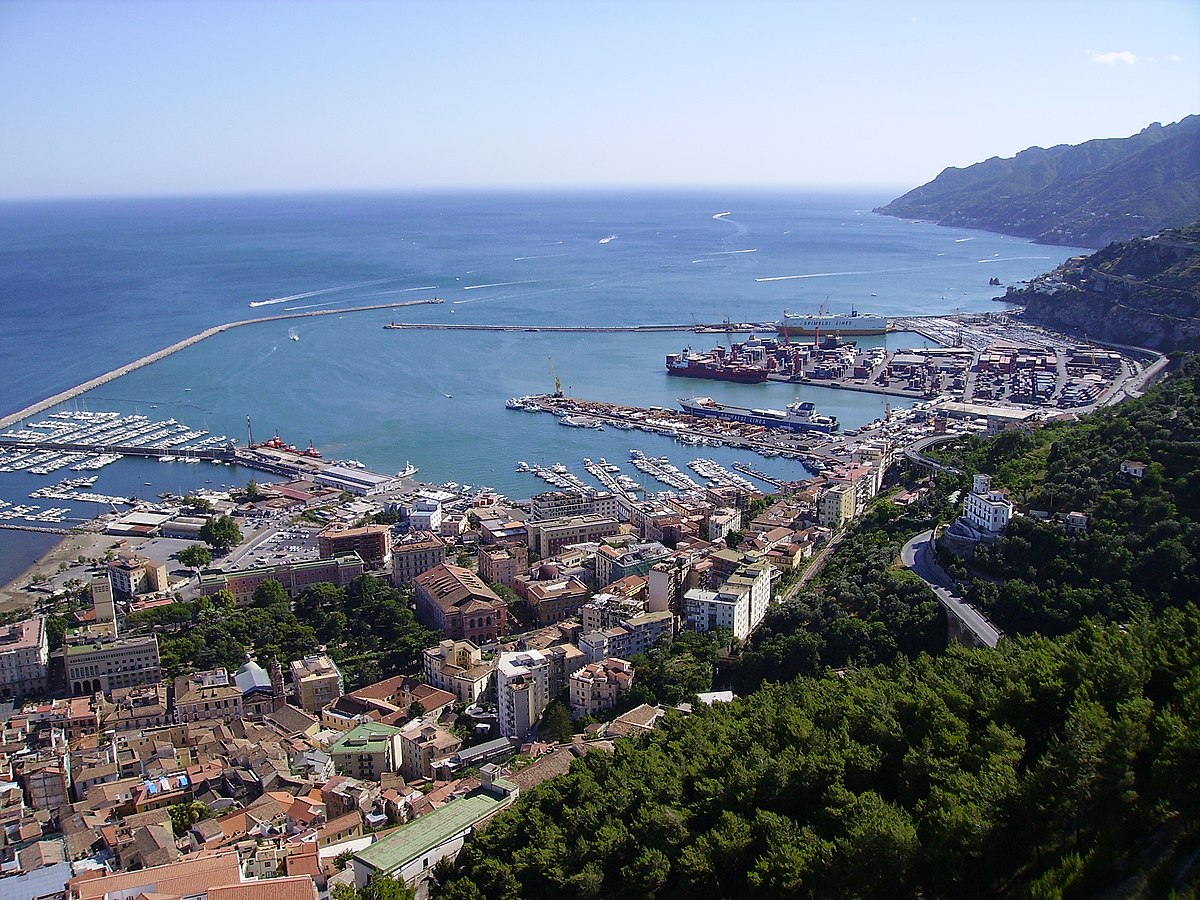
{"left": 2, "top": 0, "right": 1197, "bottom": 201}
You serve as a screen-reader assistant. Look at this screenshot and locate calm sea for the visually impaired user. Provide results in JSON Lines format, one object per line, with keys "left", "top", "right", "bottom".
{"left": 0, "top": 190, "right": 1088, "bottom": 586}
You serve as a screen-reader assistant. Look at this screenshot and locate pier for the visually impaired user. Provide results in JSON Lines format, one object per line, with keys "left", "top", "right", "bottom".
{"left": 0, "top": 298, "right": 444, "bottom": 431}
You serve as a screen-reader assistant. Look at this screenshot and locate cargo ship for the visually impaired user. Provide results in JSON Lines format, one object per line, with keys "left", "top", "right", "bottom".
{"left": 778, "top": 309, "right": 887, "bottom": 336}
{"left": 678, "top": 396, "right": 839, "bottom": 433}
{"left": 666, "top": 349, "right": 769, "bottom": 383}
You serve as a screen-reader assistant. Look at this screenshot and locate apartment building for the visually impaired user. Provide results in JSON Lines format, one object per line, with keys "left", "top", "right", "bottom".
{"left": 684, "top": 558, "right": 771, "bottom": 640}
{"left": 391, "top": 531, "right": 446, "bottom": 586}
{"left": 173, "top": 668, "right": 243, "bottom": 724}
{"left": 290, "top": 654, "right": 344, "bottom": 714}
{"left": 496, "top": 650, "right": 550, "bottom": 740}
{"left": 0, "top": 616, "right": 49, "bottom": 702}
{"left": 329, "top": 723, "right": 403, "bottom": 781}
{"left": 526, "top": 514, "right": 621, "bottom": 558}
{"left": 569, "top": 658, "right": 634, "bottom": 718}
{"left": 477, "top": 544, "right": 528, "bottom": 589}
{"left": 423, "top": 640, "right": 496, "bottom": 705}
{"left": 319, "top": 525, "right": 392, "bottom": 569}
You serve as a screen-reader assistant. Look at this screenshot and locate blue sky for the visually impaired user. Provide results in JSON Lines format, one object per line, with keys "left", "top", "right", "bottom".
{"left": 1, "top": 0, "right": 1197, "bottom": 198}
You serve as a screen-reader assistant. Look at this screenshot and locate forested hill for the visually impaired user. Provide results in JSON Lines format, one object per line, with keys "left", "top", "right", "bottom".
{"left": 1012, "top": 221, "right": 1200, "bottom": 351}
{"left": 435, "top": 359, "right": 1200, "bottom": 899}
{"left": 875, "top": 115, "right": 1200, "bottom": 248}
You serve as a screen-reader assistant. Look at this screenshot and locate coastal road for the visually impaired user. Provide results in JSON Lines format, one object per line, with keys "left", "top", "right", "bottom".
{"left": 901, "top": 529, "right": 1001, "bottom": 649}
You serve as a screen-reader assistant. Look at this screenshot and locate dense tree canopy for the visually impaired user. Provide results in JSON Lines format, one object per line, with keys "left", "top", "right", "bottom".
{"left": 439, "top": 608, "right": 1200, "bottom": 898}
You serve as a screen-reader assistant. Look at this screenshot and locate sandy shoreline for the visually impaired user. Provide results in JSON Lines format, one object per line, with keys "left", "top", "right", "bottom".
{"left": 0, "top": 530, "right": 121, "bottom": 615}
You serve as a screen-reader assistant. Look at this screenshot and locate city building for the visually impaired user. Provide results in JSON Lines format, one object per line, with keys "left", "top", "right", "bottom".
{"left": 593, "top": 541, "right": 671, "bottom": 588}
{"left": 173, "top": 668, "right": 243, "bottom": 724}
{"left": 496, "top": 650, "right": 550, "bottom": 740}
{"left": 524, "top": 577, "right": 590, "bottom": 626}
{"left": 541, "top": 642, "right": 587, "bottom": 699}
{"left": 578, "top": 610, "right": 675, "bottom": 663}
{"left": 569, "top": 658, "right": 635, "bottom": 718}
{"left": 0, "top": 616, "right": 49, "bottom": 702}
{"left": 413, "top": 564, "right": 509, "bottom": 644}
{"left": 318, "top": 524, "right": 392, "bottom": 568}
{"left": 351, "top": 766, "right": 518, "bottom": 891}
{"left": 581, "top": 593, "right": 647, "bottom": 632}
{"left": 408, "top": 498, "right": 444, "bottom": 534}
{"left": 423, "top": 640, "right": 496, "bottom": 705}
{"left": 90, "top": 574, "right": 119, "bottom": 640}
{"left": 107, "top": 554, "right": 169, "bottom": 597}
{"left": 391, "top": 531, "right": 447, "bottom": 586}
{"left": 398, "top": 721, "right": 462, "bottom": 782}
{"left": 290, "top": 654, "right": 344, "bottom": 714}
{"left": 313, "top": 465, "right": 405, "bottom": 496}
{"left": 529, "top": 490, "right": 619, "bottom": 522}
{"left": 965, "top": 474, "right": 1014, "bottom": 534}
{"left": 197, "top": 553, "right": 364, "bottom": 606}
{"left": 329, "top": 722, "right": 403, "bottom": 781}
{"left": 62, "top": 634, "right": 161, "bottom": 696}
{"left": 818, "top": 482, "right": 857, "bottom": 529}
{"left": 684, "top": 558, "right": 771, "bottom": 640}
{"left": 526, "top": 514, "right": 621, "bottom": 558}
{"left": 477, "top": 544, "right": 528, "bottom": 589}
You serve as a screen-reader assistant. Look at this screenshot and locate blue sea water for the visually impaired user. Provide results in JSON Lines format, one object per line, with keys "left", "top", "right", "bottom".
{"left": 0, "top": 190, "right": 1089, "bottom": 587}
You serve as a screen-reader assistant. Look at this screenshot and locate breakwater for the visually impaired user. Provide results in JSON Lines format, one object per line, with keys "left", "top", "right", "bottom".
{"left": 383, "top": 323, "right": 697, "bottom": 333}
{"left": 0, "top": 299, "right": 444, "bottom": 431}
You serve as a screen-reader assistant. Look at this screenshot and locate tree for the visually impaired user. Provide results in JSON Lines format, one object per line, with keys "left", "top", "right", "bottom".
{"left": 331, "top": 876, "right": 416, "bottom": 900}
{"left": 181, "top": 494, "right": 214, "bottom": 514}
{"left": 408, "top": 700, "right": 426, "bottom": 720}
{"left": 252, "top": 579, "right": 289, "bottom": 608}
{"left": 178, "top": 544, "right": 212, "bottom": 573}
{"left": 245, "top": 479, "right": 262, "bottom": 500}
{"left": 168, "top": 800, "right": 212, "bottom": 837}
{"left": 199, "top": 515, "right": 242, "bottom": 554}
{"left": 540, "top": 700, "right": 573, "bottom": 744}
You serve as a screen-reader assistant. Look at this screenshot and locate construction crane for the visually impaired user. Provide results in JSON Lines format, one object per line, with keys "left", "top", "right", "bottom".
{"left": 548, "top": 356, "right": 563, "bottom": 397}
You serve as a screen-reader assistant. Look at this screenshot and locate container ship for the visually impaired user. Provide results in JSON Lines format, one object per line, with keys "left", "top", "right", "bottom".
{"left": 778, "top": 309, "right": 887, "bottom": 336}
{"left": 666, "top": 348, "right": 769, "bottom": 383}
{"left": 678, "top": 396, "right": 839, "bottom": 433}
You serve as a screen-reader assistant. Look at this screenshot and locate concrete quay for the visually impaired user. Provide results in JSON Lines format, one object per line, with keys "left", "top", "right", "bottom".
{"left": 383, "top": 322, "right": 698, "bottom": 333}
{"left": 0, "top": 298, "right": 443, "bottom": 432}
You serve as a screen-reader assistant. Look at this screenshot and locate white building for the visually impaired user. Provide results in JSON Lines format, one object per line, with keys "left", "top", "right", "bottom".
{"left": 409, "top": 498, "right": 444, "bottom": 534}
{"left": 496, "top": 650, "right": 550, "bottom": 740}
{"left": 683, "top": 559, "right": 771, "bottom": 640}
{"left": 964, "top": 475, "right": 1013, "bottom": 534}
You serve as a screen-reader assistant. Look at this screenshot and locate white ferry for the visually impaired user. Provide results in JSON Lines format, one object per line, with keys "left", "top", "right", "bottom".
{"left": 678, "top": 396, "right": 839, "bottom": 433}
{"left": 778, "top": 308, "right": 887, "bottom": 336}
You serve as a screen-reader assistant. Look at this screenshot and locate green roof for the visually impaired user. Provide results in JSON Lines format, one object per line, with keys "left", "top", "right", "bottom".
{"left": 329, "top": 722, "right": 402, "bottom": 754}
{"left": 355, "top": 791, "right": 511, "bottom": 873}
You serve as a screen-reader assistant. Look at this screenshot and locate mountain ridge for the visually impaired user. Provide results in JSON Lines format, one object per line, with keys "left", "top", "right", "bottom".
{"left": 876, "top": 116, "right": 1200, "bottom": 248}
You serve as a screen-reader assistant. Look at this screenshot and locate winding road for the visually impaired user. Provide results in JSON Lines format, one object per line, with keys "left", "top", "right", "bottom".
{"left": 901, "top": 529, "right": 1001, "bottom": 649}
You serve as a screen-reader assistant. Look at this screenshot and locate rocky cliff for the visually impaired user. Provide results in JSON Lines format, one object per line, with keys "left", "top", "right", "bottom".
{"left": 876, "top": 116, "right": 1200, "bottom": 248}
{"left": 1011, "top": 223, "right": 1200, "bottom": 351}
